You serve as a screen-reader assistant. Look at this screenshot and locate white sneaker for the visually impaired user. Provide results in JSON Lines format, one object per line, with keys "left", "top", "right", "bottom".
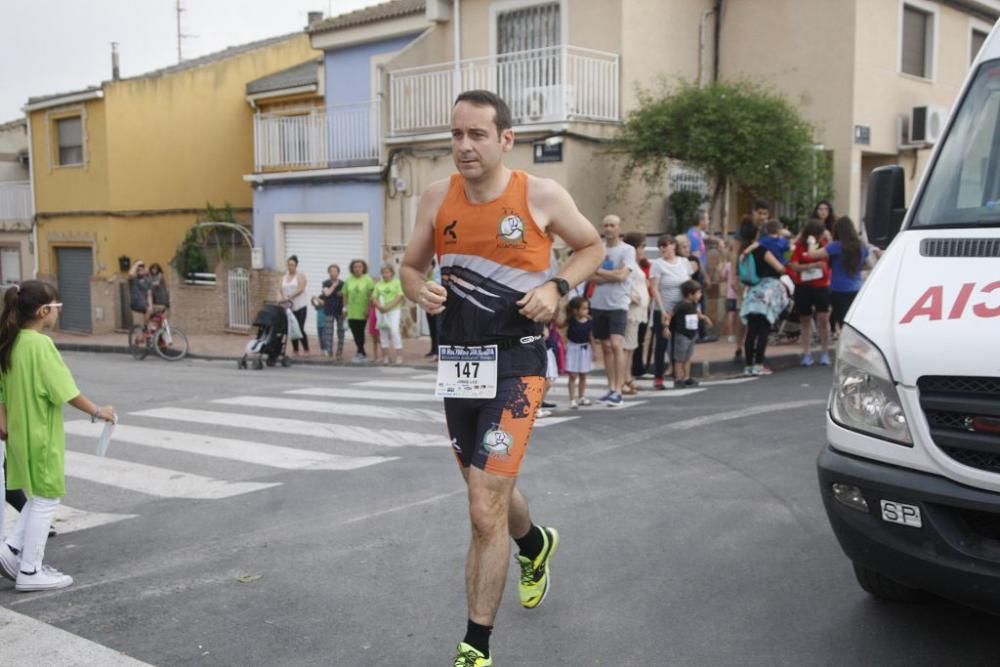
{"left": 16, "top": 565, "right": 73, "bottom": 592}
{"left": 569, "top": 399, "right": 579, "bottom": 410}
{"left": 0, "top": 543, "right": 19, "bottom": 581}
{"left": 535, "top": 408, "right": 552, "bottom": 418}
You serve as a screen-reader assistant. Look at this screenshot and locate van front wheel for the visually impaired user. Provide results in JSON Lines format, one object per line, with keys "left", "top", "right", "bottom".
{"left": 852, "top": 563, "right": 925, "bottom": 602}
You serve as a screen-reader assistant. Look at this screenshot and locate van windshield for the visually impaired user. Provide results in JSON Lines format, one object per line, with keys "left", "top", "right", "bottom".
{"left": 913, "top": 59, "right": 1000, "bottom": 228}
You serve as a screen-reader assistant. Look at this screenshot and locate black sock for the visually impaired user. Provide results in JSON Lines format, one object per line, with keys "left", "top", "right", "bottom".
{"left": 514, "top": 524, "right": 544, "bottom": 561}
{"left": 463, "top": 619, "right": 492, "bottom": 657}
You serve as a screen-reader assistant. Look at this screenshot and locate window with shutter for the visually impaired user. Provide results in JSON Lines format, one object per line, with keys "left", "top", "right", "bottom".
{"left": 56, "top": 116, "right": 83, "bottom": 166}
{"left": 901, "top": 5, "right": 932, "bottom": 78}
{"left": 496, "top": 2, "right": 562, "bottom": 122}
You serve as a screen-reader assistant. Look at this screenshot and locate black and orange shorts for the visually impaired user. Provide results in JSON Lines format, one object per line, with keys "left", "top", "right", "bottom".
{"left": 444, "top": 376, "right": 545, "bottom": 477}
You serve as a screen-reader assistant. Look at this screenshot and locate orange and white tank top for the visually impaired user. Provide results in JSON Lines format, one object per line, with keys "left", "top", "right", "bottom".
{"left": 434, "top": 170, "right": 553, "bottom": 345}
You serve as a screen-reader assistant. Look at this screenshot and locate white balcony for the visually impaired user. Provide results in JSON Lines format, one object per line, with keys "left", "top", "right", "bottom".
{"left": 388, "top": 45, "right": 620, "bottom": 137}
{"left": 0, "top": 181, "right": 32, "bottom": 222}
{"left": 252, "top": 101, "right": 381, "bottom": 172}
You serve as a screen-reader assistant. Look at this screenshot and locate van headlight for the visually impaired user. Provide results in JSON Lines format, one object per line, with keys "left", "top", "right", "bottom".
{"left": 830, "top": 325, "right": 912, "bottom": 445}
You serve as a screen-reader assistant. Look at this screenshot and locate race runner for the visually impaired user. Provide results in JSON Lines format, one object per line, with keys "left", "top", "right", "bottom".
{"left": 400, "top": 90, "right": 603, "bottom": 666}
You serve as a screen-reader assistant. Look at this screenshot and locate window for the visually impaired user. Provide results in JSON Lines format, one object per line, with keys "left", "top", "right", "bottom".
{"left": 56, "top": 116, "right": 83, "bottom": 166}
{"left": 0, "top": 248, "right": 20, "bottom": 285}
{"left": 495, "top": 2, "right": 563, "bottom": 122}
{"left": 901, "top": 4, "right": 934, "bottom": 78}
{"left": 972, "top": 28, "right": 989, "bottom": 65}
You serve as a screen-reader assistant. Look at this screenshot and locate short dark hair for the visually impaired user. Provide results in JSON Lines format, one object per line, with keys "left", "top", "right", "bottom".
{"left": 349, "top": 259, "right": 368, "bottom": 275}
{"left": 327, "top": 263, "right": 340, "bottom": 272}
{"left": 764, "top": 219, "right": 783, "bottom": 235}
{"left": 287, "top": 255, "right": 299, "bottom": 265}
{"left": 753, "top": 199, "right": 770, "bottom": 212}
{"left": 681, "top": 280, "right": 701, "bottom": 298}
{"left": 454, "top": 90, "right": 513, "bottom": 136}
{"left": 657, "top": 234, "right": 676, "bottom": 247}
{"left": 622, "top": 231, "right": 644, "bottom": 249}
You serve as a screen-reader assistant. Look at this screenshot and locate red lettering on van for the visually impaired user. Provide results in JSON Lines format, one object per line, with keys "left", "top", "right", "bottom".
{"left": 899, "top": 286, "right": 943, "bottom": 323}
{"left": 901, "top": 282, "right": 1000, "bottom": 323}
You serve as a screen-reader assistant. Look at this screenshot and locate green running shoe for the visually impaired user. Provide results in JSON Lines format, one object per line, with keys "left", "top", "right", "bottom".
{"left": 516, "top": 525, "right": 559, "bottom": 609}
{"left": 453, "top": 642, "right": 491, "bottom": 666}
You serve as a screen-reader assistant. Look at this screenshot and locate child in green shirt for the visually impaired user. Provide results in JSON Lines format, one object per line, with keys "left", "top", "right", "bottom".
{"left": 0, "top": 281, "right": 115, "bottom": 592}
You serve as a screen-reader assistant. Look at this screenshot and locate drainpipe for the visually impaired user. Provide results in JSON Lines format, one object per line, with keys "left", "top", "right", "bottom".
{"left": 453, "top": 0, "right": 461, "bottom": 99}
{"left": 698, "top": 9, "right": 714, "bottom": 87}
{"left": 713, "top": 0, "right": 722, "bottom": 84}
{"left": 26, "top": 113, "right": 38, "bottom": 278}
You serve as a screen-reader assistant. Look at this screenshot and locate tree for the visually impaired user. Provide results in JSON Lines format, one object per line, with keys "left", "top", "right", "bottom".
{"left": 616, "top": 79, "right": 825, "bottom": 231}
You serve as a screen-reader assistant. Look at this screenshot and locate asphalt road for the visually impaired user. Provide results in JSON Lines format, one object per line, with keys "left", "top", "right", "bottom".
{"left": 2, "top": 353, "right": 999, "bottom": 666}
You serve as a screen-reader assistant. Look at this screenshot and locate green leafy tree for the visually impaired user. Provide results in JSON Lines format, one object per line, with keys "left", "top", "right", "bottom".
{"left": 617, "top": 79, "right": 825, "bottom": 230}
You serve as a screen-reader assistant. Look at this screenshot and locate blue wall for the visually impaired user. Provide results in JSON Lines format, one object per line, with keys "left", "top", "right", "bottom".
{"left": 252, "top": 179, "right": 383, "bottom": 270}
{"left": 324, "top": 34, "right": 420, "bottom": 106}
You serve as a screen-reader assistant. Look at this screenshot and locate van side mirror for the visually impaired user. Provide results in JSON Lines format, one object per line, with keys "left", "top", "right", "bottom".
{"left": 864, "top": 165, "right": 906, "bottom": 249}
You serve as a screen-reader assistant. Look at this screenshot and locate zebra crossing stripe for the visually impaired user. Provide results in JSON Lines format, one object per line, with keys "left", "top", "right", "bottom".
{"left": 356, "top": 377, "right": 612, "bottom": 391}
{"left": 65, "top": 451, "right": 279, "bottom": 499}
{"left": 285, "top": 387, "right": 442, "bottom": 404}
{"left": 131, "top": 407, "right": 446, "bottom": 448}
{"left": 0, "top": 607, "right": 153, "bottom": 666}
{"left": 533, "top": 416, "right": 579, "bottom": 428}
{"left": 3, "top": 503, "right": 136, "bottom": 536}
{"left": 214, "top": 395, "right": 446, "bottom": 424}
{"left": 65, "top": 421, "right": 395, "bottom": 471}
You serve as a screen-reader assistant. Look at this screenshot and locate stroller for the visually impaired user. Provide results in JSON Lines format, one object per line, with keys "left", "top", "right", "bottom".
{"left": 239, "top": 303, "right": 290, "bottom": 370}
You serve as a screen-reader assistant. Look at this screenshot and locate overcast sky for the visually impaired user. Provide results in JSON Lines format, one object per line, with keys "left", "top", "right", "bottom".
{"left": 0, "top": 0, "right": 383, "bottom": 122}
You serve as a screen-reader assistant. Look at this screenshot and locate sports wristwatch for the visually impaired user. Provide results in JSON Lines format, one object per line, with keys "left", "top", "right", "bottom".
{"left": 548, "top": 277, "right": 570, "bottom": 297}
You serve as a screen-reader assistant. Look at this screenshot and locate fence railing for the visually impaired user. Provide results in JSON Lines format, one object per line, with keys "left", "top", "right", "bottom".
{"left": 388, "top": 45, "right": 620, "bottom": 136}
{"left": 228, "top": 268, "right": 251, "bottom": 331}
{"left": 253, "top": 101, "right": 381, "bottom": 171}
{"left": 0, "top": 182, "right": 32, "bottom": 221}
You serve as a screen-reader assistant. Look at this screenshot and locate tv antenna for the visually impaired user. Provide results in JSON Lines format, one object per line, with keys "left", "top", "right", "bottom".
{"left": 175, "top": 0, "right": 196, "bottom": 62}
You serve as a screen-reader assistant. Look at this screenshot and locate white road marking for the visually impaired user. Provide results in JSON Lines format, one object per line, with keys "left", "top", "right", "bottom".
{"left": 65, "top": 421, "right": 395, "bottom": 471}
{"left": 131, "top": 407, "right": 446, "bottom": 448}
{"left": 65, "top": 451, "right": 279, "bottom": 499}
{"left": 697, "top": 377, "right": 759, "bottom": 386}
{"left": 621, "top": 388, "right": 706, "bottom": 398}
{"left": 533, "top": 416, "right": 580, "bottom": 428}
{"left": 667, "top": 399, "right": 827, "bottom": 431}
{"left": 214, "top": 395, "right": 446, "bottom": 423}
{"left": 286, "top": 387, "right": 442, "bottom": 403}
{"left": 0, "top": 607, "right": 153, "bottom": 666}
{"left": 3, "top": 503, "right": 136, "bottom": 536}
{"left": 354, "top": 379, "right": 448, "bottom": 390}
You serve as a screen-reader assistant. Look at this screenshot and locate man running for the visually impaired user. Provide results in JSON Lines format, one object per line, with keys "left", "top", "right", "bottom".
{"left": 400, "top": 90, "right": 603, "bottom": 667}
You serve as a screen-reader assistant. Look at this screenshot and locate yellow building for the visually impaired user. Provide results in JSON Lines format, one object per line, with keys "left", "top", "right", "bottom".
{"left": 25, "top": 32, "right": 318, "bottom": 333}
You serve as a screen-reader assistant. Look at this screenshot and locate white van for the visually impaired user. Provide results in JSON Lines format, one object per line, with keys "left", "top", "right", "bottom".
{"left": 818, "top": 31, "right": 1000, "bottom": 613}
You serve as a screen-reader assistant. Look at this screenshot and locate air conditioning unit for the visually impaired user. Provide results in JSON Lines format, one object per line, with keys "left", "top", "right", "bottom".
{"left": 909, "top": 105, "right": 948, "bottom": 144}
{"left": 524, "top": 85, "right": 577, "bottom": 122}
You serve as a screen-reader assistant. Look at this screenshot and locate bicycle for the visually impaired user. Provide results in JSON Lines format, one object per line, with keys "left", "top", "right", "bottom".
{"left": 128, "top": 311, "right": 189, "bottom": 361}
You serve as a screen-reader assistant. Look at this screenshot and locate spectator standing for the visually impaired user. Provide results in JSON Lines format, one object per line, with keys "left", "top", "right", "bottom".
{"left": 758, "top": 220, "right": 790, "bottom": 262}
{"left": 806, "top": 216, "right": 869, "bottom": 337}
{"left": 650, "top": 235, "right": 693, "bottom": 389}
{"left": 589, "top": 214, "right": 636, "bottom": 407}
{"left": 373, "top": 265, "right": 405, "bottom": 365}
{"left": 128, "top": 260, "right": 152, "bottom": 328}
{"left": 148, "top": 263, "right": 170, "bottom": 314}
{"left": 738, "top": 219, "right": 788, "bottom": 376}
{"left": 564, "top": 296, "right": 594, "bottom": 409}
{"left": 720, "top": 244, "right": 740, "bottom": 344}
{"left": 627, "top": 235, "right": 653, "bottom": 380}
{"left": 321, "top": 264, "right": 346, "bottom": 361}
{"left": 752, "top": 200, "right": 771, "bottom": 232}
{"left": 813, "top": 199, "right": 836, "bottom": 237}
{"left": 621, "top": 232, "right": 650, "bottom": 394}
{"left": 788, "top": 219, "right": 832, "bottom": 366}
{"left": 344, "top": 259, "right": 374, "bottom": 363}
{"left": 279, "top": 255, "right": 310, "bottom": 355}
{"left": 670, "top": 280, "right": 712, "bottom": 388}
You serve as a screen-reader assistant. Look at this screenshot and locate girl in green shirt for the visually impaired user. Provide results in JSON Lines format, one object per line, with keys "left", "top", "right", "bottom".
{"left": 373, "top": 265, "right": 405, "bottom": 365}
{"left": 0, "top": 281, "right": 115, "bottom": 592}
{"left": 344, "top": 259, "right": 375, "bottom": 363}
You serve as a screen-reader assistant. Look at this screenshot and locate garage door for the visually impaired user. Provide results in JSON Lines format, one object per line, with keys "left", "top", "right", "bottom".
{"left": 56, "top": 247, "right": 93, "bottom": 333}
{"left": 282, "top": 222, "right": 365, "bottom": 335}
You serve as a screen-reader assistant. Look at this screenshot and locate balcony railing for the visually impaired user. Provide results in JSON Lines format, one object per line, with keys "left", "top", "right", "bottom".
{"left": 388, "top": 45, "right": 620, "bottom": 136}
{"left": 0, "top": 181, "right": 31, "bottom": 222}
{"left": 253, "top": 101, "right": 381, "bottom": 172}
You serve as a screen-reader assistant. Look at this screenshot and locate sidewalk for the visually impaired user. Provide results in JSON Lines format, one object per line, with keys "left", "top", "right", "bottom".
{"left": 48, "top": 329, "right": 814, "bottom": 378}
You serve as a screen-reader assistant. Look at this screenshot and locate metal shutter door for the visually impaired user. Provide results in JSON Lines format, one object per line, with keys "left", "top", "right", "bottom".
{"left": 56, "top": 247, "right": 93, "bottom": 332}
{"left": 283, "top": 223, "right": 365, "bottom": 335}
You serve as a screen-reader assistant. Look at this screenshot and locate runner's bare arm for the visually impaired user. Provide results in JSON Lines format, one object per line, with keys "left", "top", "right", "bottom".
{"left": 517, "top": 177, "right": 603, "bottom": 322}
{"left": 401, "top": 179, "right": 450, "bottom": 314}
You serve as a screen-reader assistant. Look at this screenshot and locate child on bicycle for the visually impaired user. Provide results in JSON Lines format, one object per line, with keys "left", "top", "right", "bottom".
{"left": 0, "top": 281, "right": 115, "bottom": 591}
